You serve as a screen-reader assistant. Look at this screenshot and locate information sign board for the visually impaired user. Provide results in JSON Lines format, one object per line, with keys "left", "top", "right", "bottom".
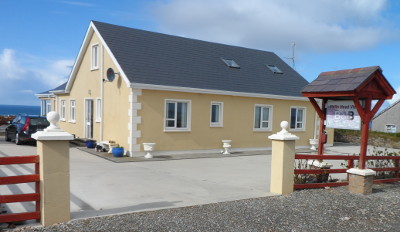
{"left": 326, "top": 100, "right": 361, "bottom": 130}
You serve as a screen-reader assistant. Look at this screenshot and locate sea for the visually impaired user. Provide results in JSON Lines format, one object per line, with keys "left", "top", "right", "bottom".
{"left": 0, "top": 104, "right": 41, "bottom": 116}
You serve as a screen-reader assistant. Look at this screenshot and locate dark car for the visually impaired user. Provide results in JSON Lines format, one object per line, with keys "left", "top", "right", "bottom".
{"left": 5, "top": 115, "right": 50, "bottom": 145}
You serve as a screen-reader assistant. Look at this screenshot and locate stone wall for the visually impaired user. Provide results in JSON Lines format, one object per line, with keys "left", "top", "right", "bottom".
{"left": 334, "top": 131, "right": 400, "bottom": 149}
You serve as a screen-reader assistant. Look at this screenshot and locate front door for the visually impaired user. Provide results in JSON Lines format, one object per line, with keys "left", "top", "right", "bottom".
{"left": 85, "top": 99, "right": 93, "bottom": 139}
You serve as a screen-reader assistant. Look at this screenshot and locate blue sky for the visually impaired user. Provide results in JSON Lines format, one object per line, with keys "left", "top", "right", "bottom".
{"left": 1, "top": 0, "right": 400, "bottom": 106}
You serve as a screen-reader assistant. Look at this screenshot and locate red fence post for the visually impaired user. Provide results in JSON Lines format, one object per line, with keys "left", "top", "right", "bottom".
{"left": 395, "top": 160, "right": 400, "bottom": 178}
{"left": 347, "top": 159, "right": 354, "bottom": 181}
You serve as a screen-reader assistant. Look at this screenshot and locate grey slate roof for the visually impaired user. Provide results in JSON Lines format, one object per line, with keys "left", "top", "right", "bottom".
{"left": 93, "top": 21, "right": 309, "bottom": 97}
{"left": 37, "top": 81, "right": 67, "bottom": 95}
{"left": 51, "top": 82, "right": 67, "bottom": 92}
{"left": 302, "top": 66, "right": 380, "bottom": 93}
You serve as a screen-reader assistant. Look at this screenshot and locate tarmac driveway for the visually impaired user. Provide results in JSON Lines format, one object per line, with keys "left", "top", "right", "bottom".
{"left": 0, "top": 138, "right": 273, "bottom": 220}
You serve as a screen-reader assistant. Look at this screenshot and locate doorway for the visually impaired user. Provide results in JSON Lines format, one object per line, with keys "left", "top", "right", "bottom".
{"left": 85, "top": 99, "right": 93, "bottom": 139}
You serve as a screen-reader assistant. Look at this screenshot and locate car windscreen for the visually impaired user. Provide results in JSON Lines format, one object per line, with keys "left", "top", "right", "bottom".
{"left": 29, "top": 118, "right": 50, "bottom": 126}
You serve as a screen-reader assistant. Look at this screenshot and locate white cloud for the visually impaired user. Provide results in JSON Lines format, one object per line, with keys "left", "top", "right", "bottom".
{"left": 33, "top": 59, "right": 73, "bottom": 88}
{"left": 19, "top": 89, "right": 35, "bottom": 94}
{"left": 0, "top": 49, "right": 26, "bottom": 79}
{"left": 0, "top": 48, "right": 73, "bottom": 105}
{"left": 387, "top": 86, "right": 400, "bottom": 105}
{"left": 59, "top": 1, "right": 96, "bottom": 7}
{"left": 151, "top": 0, "right": 395, "bottom": 53}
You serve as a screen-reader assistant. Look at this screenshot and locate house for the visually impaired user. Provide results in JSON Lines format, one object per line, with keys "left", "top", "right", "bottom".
{"left": 372, "top": 99, "right": 400, "bottom": 133}
{"left": 37, "top": 21, "right": 333, "bottom": 157}
{"left": 36, "top": 82, "right": 67, "bottom": 116}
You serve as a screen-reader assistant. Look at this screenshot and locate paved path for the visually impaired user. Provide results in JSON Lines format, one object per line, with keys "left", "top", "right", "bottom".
{"left": 0, "top": 137, "right": 274, "bottom": 222}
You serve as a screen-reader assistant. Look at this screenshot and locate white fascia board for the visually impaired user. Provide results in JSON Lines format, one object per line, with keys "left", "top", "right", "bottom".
{"left": 35, "top": 94, "right": 53, "bottom": 98}
{"left": 65, "top": 21, "right": 131, "bottom": 92}
{"left": 91, "top": 22, "right": 131, "bottom": 88}
{"left": 131, "top": 83, "right": 309, "bottom": 101}
{"left": 50, "top": 90, "right": 67, "bottom": 94}
{"left": 65, "top": 23, "right": 94, "bottom": 92}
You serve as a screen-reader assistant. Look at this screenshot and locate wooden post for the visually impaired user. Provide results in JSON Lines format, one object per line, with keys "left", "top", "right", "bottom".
{"left": 358, "top": 97, "right": 371, "bottom": 169}
{"left": 317, "top": 99, "right": 327, "bottom": 156}
{"left": 308, "top": 98, "right": 327, "bottom": 156}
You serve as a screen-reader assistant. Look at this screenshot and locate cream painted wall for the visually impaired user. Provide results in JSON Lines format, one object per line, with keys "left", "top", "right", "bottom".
{"left": 56, "top": 32, "right": 130, "bottom": 150}
{"left": 137, "top": 90, "right": 318, "bottom": 151}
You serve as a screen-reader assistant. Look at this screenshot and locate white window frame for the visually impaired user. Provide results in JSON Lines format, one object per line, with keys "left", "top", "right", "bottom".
{"left": 96, "top": 98, "right": 102, "bottom": 122}
{"left": 60, "top": 99, "right": 66, "bottom": 121}
{"left": 45, "top": 100, "right": 52, "bottom": 116}
{"left": 164, "top": 99, "right": 191, "bottom": 132}
{"left": 385, "top": 124, "right": 397, "bottom": 133}
{"left": 210, "top": 101, "right": 223, "bottom": 127}
{"left": 69, "top": 100, "right": 76, "bottom": 123}
{"left": 91, "top": 43, "right": 99, "bottom": 70}
{"left": 290, "top": 106, "right": 306, "bottom": 131}
{"left": 253, "top": 104, "right": 273, "bottom": 131}
{"left": 41, "top": 100, "right": 51, "bottom": 116}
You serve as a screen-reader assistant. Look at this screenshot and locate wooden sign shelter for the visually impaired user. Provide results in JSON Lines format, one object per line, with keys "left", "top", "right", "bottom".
{"left": 302, "top": 66, "right": 396, "bottom": 169}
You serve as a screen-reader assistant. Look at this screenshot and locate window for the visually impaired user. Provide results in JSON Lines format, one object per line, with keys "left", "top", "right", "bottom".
{"left": 60, "top": 100, "right": 66, "bottom": 121}
{"left": 96, "top": 98, "right": 102, "bottom": 122}
{"left": 41, "top": 100, "right": 52, "bottom": 116}
{"left": 290, "top": 107, "right": 306, "bottom": 130}
{"left": 254, "top": 105, "right": 272, "bottom": 131}
{"left": 210, "top": 102, "right": 223, "bottom": 127}
{"left": 266, "top": 64, "right": 283, "bottom": 74}
{"left": 221, "top": 58, "right": 240, "bottom": 68}
{"left": 91, "top": 44, "right": 99, "bottom": 70}
{"left": 385, "top": 124, "right": 397, "bottom": 133}
{"left": 165, "top": 100, "right": 191, "bottom": 131}
{"left": 69, "top": 100, "right": 76, "bottom": 122}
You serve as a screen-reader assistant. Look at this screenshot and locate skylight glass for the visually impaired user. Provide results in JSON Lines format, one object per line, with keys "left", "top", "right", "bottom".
{"left": 221, "top": 58, "right": 240, "bottom": 68}
{"left": 266, "top": 64, "right": 283, "bottom": 74}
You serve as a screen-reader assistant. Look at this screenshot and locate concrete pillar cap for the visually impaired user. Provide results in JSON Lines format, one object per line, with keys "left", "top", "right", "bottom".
{"left": 347, "top": 168, "right": 376, "bottom": 176}
{"left": 32, "top": 112, "right": 74, "bottom": 141}
{"left": 268, "top": 121, "right": 299, "bottom": 141}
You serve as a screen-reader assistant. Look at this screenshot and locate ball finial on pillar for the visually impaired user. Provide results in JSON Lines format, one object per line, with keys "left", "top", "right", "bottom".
{"left": 45, "top": 111, "right": 61, "bottom": 132}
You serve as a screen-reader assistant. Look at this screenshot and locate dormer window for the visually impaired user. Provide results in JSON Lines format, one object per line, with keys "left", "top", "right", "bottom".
{"left": 266, "top": 64, "right": 283, "bottom": 74}
{"left": 91, "top": 44, "right": 99, "bottom": 70}
{"left": 221, "top": 58, "right": 240, "bottom": 68}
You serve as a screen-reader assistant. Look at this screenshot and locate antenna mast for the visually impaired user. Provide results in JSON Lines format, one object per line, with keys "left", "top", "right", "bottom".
{"left": 285, "top": 41, "right": 296, "bottom": 70}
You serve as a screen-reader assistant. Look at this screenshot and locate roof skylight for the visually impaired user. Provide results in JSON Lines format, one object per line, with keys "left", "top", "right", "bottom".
{"left": 221, "top": 58, "right": 240, "bottom": 69}
{"left": 266, "top": 64, "right": 283, "bottom": 74}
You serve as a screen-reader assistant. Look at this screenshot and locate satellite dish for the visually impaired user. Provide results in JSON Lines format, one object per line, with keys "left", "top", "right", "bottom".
{"left": 106, "top": 68, "right": 116, "bottom": 82}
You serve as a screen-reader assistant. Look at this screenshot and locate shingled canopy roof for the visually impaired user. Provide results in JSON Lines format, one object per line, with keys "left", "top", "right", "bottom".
{"left": 301, "top": 66, "right": 396, "bottom": 168}
{"left": 302, "top": 66, "right": 395, "bottom": 99}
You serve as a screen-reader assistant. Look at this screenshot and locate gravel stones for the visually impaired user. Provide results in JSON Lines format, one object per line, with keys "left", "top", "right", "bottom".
{"left": 11, "top": 183, "right": 400, "bottom": 232}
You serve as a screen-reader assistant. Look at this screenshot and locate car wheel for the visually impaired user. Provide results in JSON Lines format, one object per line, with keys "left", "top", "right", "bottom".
{"left": 15, "top": 133, "right": 22, "bottom": 145}
{"left": 5, "top": 131, "right": 11, "bottom": 141}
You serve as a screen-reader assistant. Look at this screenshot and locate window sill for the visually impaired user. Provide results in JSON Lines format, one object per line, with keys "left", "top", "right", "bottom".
{"left": 68, "top": 120, "right": 76, "bottom": 124}
{"left": 95, "top": 120, "right": 101, "bottom": 123}
{"left": 289, "top": 129, "right": 305, "bottom": 132}
{"left": 60, "top": 119, "right": 66, "bottom": 122}
{"left": 210, "top": 124, "right": 223, "bottom": 127}
{"left": 253, "top": 128, "right": 272, "bottom": 132}
{"left": 90, "top": 67, "right": 99, "bottom": 71}
{"left": 164, "top": 128, "right": 191, "bottom": 132}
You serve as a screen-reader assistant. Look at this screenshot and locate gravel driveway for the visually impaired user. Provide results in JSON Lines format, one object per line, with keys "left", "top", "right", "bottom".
{"left": 10, "top": 183, "right": 400, "bottom": 232}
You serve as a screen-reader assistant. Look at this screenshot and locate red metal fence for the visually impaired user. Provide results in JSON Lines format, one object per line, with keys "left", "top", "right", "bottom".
{"left": 294, "top": 154, "right": 400, "bottom": 189}
{"left": 0, "top": 155, "right": 40, "bottom": 223}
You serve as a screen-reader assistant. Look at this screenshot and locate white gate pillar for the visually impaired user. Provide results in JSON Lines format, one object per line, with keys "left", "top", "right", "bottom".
{"left": 32, "top": 112, "right": 74, "bottom": 226}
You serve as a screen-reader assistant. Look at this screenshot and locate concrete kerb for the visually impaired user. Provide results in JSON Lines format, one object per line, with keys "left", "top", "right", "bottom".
{"left": 77, "top": 146, "right": 315, "bottom": 163}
